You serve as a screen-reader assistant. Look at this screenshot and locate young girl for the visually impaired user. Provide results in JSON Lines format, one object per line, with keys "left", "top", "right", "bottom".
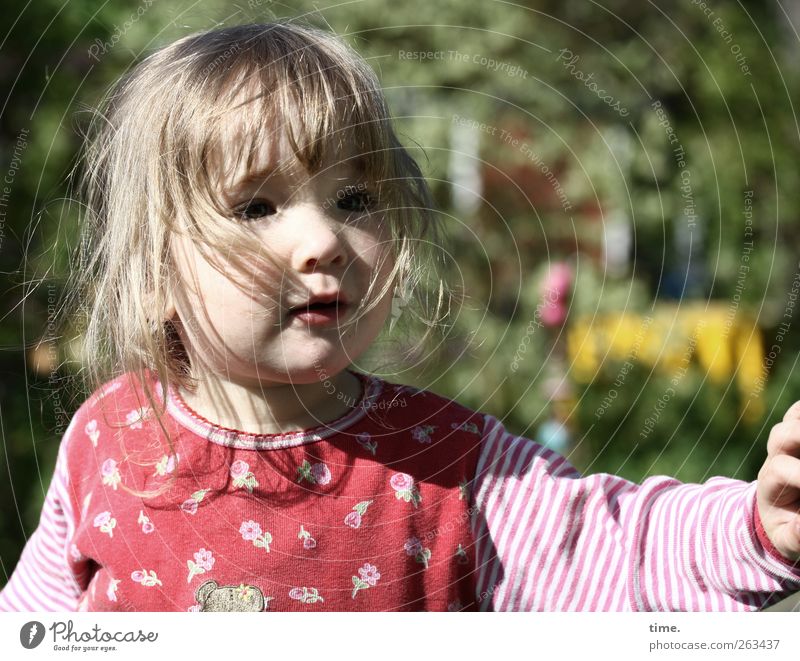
{"left": 1, "top": 21, "right": 799, "bottom": 612}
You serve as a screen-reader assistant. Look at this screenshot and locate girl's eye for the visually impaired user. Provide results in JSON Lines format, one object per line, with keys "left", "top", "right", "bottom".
{"left": 336, "top": 188, "right": 374, "bottom": 213}
{"left": 233, "top": 199, "right": 277, "bottom": 221}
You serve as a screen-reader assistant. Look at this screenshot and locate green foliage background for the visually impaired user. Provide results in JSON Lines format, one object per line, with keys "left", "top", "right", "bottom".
{"left": 1, "top": 0, "right": 799, "bottom": 582}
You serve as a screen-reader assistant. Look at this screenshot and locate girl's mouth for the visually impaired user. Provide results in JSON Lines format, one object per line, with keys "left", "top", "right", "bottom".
{"left": 287, "top": 300, "right": 350, "bottom": 326}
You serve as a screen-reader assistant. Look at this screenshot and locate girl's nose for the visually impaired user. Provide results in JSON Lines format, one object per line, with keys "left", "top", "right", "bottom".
{"left": 285, "top": 206, "right": 348, "bottom": 273}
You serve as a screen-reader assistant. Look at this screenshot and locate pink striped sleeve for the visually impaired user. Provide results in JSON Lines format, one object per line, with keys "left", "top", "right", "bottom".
{"left": 0, "top": 423, "right": 83, "bottom": 612}
{"left": 470, "top": 414, "right": 800, "bottom": 611}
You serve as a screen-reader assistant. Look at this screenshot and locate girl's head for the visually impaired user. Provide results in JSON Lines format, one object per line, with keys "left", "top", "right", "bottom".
{"left": 72, "top": 21, "right": 443, "bottom": 400}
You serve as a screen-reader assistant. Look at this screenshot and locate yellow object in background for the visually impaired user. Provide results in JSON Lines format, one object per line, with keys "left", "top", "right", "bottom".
{"left": 567, "top": 303, "right": 764, "bottom": 418}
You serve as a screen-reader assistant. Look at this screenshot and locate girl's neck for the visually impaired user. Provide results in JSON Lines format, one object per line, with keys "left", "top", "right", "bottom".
{"left": 176, "top": 368, "right": 363, "bottom": 435}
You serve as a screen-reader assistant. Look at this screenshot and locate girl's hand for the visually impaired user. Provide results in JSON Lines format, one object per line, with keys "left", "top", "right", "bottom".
{"left": 756, "top": 400, "right": 800, "bottom": 564}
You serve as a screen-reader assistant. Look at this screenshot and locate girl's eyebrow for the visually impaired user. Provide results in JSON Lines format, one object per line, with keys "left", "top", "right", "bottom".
{"left": 229, "top": 159, "right": 363, "bottom": 194}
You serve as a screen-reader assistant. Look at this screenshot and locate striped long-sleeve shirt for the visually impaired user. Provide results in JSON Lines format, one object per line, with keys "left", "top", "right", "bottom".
{"left": 1, "top": 372, "right": 798, "bottom": 611}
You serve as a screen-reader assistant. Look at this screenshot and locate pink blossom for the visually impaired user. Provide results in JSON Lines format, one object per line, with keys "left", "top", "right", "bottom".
{"left": 229, "top": 460, "right": 250, "bottom": 479}
{"left": 288, "top": 587, "right": 305, "bottom": 601}
{"left": 344, "top": 511, "right": 362, "bottom": 529}
{"left": 390, "top": 472, "right": 414, "bottom": 492}
{"left": 404, "top": 537, "right": 423, "bottom": 556}
{"left": 239, "top": 520, "right": 262, "bottom": 541}
{"left": 130, "top": 570, "right": 145, "bottom": 583}
{"left": 311, "top": 463, "right": 331, "bottom": 486}
{"left": 303, "top": 537, "right": 317, "bottom": 550}
{"left": 358, "top": 563, "right": 381, "bottom": 586}
{"left": 164, "top": 454, "right": 178, "bottom": 474}
{"left": 180, "top": 498, "right": 198, "bottom": 515}
{"left": 187, "top": 605, "right": 201, "bottom": 612}
{"left": 93, "top": 511, "right": 111, "bottom": 527}
{"left": 101, "top": 459, "right": 117, "bottom": 477}
{"left": 141, "top": 521, "right": 155, "bottom": 534}
{"left": 193, "top": 548, "right": 215, "bottom": 571}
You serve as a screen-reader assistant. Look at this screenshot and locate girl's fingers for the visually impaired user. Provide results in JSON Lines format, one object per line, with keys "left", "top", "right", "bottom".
{"left": 766, "top": 420, "right": 800, "bottom": 457}
{"left": 760, "top": 453, "right": 800, "bottom": 508}
{"left": 783, "top": 400, "right": 800, "bottom": 422}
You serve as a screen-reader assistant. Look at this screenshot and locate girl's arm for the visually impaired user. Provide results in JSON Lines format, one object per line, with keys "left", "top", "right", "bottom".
{"left": 470, "top": 414, "right": 800, "bottom": 612}
{"left": 0, "top": 425, "right": 85, "bottom": 611}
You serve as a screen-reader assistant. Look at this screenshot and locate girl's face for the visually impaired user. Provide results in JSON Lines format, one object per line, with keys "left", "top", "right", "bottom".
{"left": 170, "top": 118, "right": 395, "bottom": 388}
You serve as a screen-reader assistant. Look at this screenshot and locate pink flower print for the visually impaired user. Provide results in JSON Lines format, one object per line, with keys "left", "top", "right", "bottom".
{"left": 451, "top": 421, "right": 480, "bottom": 434}
{"left": 352, "top": 563, "right": 381, "bottom": 598}
{"left": 297, "top": 460, "right": 331, "bottom": 485}
{"left": 130, "top": 569, "right": 162, "bottom": 587}
{"left": 390, "top": 472, "right": 413, "bottom": 492}
{"left": 356, "top": 432, "right": 378, "bottom": 455}
{"left": 137, "top": 510, "right": 155, "bottom": 534}
{"left": 404, "top": 537, "right": 431, "bottom": 569}
{"left": 359, "top": 563, "right": 381, "bottom": 586}
{"left": 240, "top": 520, "right": 272, "bottom": 552}
{"left": 310, "top": 462, "right": 331, "bottom": 485}
{"left": 404, "top": 537, "right": 423, "bottom": 556}
{"left": 239, "top": 520, "right": 262, "bottom": 541}
{"left": 411, "top": 425, "right": 436, "bottom": 444}
{"left": 344, "top": 500, "right": 373, "bottom": 529}
{"left": 187, "top": 604, "right": 201, "bottom": 612}
{"left": 344, "top": 511, "right": 361, "bottom": 529}
{"left": 125, "top": 407, "right": 150, "bottom": 430}
{"left": 455, "top": 543, "right": 469, "bottom": 565}
{"left": 187, "top": 548, "right": 215, "bottom": 583}
{"left": 100, "top": 458, "right": 121, "bottom": 490}
{"left": 106, "top": 578, "right": 120, "bottom": 602}
{"left": 180, "top": 488, "right": 210, "bottom": 515}
{"left": 298, "top": 525, "right": 317, "bottom": 550}
{"left": 93, "top": 511, "right": 116, "bottom": 537}
{"left": 153, "top": 453, "right": 179, "bottom": 477}
{"left": 230, "top": 460, "right": 258, "bottom": 493}
{"left": 85, "top": 420, "right": 100, "bottom": 447}
{"left": 390, "top": 472, "right": 422, "bottom": 508}
{"left": 288, "top": 586, "right": 324, "bottom": 604}
{"left": 180, "top": 498, "right": 198, "bottom": 515}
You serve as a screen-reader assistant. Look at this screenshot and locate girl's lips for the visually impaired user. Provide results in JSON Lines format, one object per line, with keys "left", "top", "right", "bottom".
{"left": 287, "top": 301, "right": 350, "bottom": 326}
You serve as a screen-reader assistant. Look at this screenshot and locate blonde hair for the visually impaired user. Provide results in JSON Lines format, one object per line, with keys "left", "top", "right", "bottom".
{"left": 63, "top": 21, "right": 448, "bottom": 494}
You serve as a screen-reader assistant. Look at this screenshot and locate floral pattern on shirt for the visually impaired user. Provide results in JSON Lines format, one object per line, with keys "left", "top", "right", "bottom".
{"left": 390, "top": 472, "right": 422, "bottom": 508}
{"left": 93, "top": 511, "right": 116, "bottom": 537}
{"left": 154, "top": 453, "right": 179, "bottom": 477}
{"left": 131, "top": 569, "right": 162, "bottom": 587}
{"left": 298, "top": 525, "right": 317, "bottom": 549}
{"left": 297, "top": 460, "right": 331, "bottom": 485}
{"left": 100, "top": 459, "right": 121, "bottom": 490}
{"left": 187, "top": 548, "right": 215, "bottom": 582}
{"left": 356, "top": 432, "right": 378, "bottom": 455}
{"left": 289, "top": 586, "right": 324, "bottom": 604}
{"left": 180, "top": 488, "right": 211, "bottom": 515}
{"left": 125, "top": 407, "right": 151, "bottom": 429}
{"left": 351, "top": 563, "right": 381, "bottom": 599}
{"left": 411, "top": 425, "right": 436, "bottom": 444}
{"left": 137, "top": 510, "right": 155, "bottom": 534}
{"left": 404, "top": 537, "right": 431, "bottom": 569}
{"left": 344, "top": 500, "right": 373, "bottom": 529}
{"left": 230, "top": 460, "right": 258, "bottom": 493}
{"left": 240, "top": 520, "right": 273, "bottom": 552}
{"left": 85, "top": 420, "right": 100, "bottom": 447}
